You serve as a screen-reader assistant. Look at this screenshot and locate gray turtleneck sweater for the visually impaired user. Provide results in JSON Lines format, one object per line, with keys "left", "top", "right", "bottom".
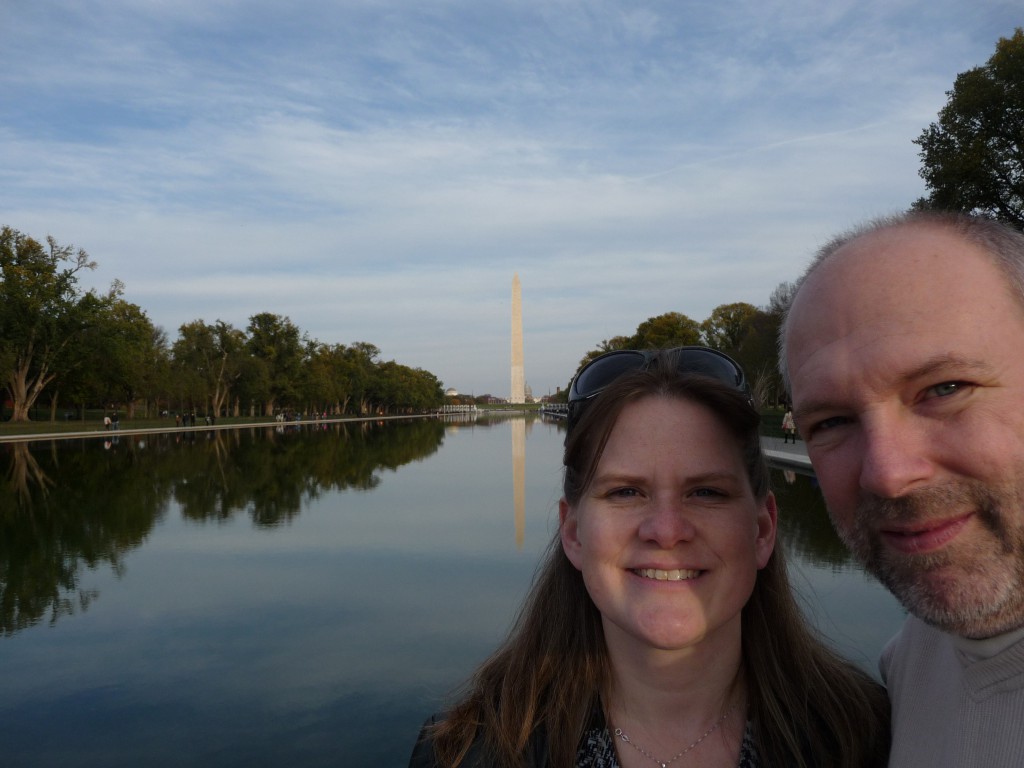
{"left": 881, "top": 616, "right": 1024, "bottom": 767}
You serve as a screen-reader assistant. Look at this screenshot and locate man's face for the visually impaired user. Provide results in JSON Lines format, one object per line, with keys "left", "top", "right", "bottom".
{"left": 785, "top": 225, "right": 1024, "bottom": 638}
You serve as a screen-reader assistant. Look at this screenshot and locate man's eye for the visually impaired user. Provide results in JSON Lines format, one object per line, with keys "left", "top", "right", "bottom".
{"left": 929, "top": 381, "right": 964, "bottom": 398}
{"left": 809, "top": 415, "right": 850, "bottom": 434}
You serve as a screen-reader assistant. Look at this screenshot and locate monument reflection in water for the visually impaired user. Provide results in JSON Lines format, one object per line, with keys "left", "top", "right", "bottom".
{"left": 0, "top": 416, "right": 904, "bottom": 767}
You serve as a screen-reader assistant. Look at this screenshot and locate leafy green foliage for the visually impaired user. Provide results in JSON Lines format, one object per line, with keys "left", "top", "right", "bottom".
{"left": 0, "top": 420, "right": 446, "bottom": 633}
{"left": 569, "top": 299, "right": 790, "bottom": 408}
{"left": 0, "top": 228, "right": 107, "bottom": 420}
{"left": 1, "top": 226, "right": 448, "bottom": 420}
{"left": 700, "top": 302, "right": 759, "bottom": 355}
{"left": 3, "top": 222, "right": 799, "bottom": 418}
{"left": 913, "top": 28, "right": 1024, "bottom": 229}
{"left": 631, "top": 311, "right": 702, "bottom": 349}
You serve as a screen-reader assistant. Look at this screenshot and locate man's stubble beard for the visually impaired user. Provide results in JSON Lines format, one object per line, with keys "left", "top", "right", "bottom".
{"left": 838, "top": 480, "right": 1024, "bottom": 639}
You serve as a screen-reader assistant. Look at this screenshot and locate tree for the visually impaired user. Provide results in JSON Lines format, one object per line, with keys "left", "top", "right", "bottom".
{"left": 913, "top": 28, "right": 1024, "bottom": 229}
{"left": 746, "top": 281, "right": 800, "bottom": 407}
{"left": 246, "top": 313, "right": 304, "bottom": 415}
{"left": 630, "top": 312, "right": 701, "bottom": 349}
{"left": 142, "top": 325, "right": 172, "bottom": 417}
{"left": 0, "top": 228, "right": 102, "bottom": 421}
{"left": 43, "top": 290, "right": 110, "bottom": 420}
{"left": 766, "top": 281, "right": 797, "bottom": 319}
{"left": 43, "top": 292, "right": 164, "bottom": 421}
{"left": 700, "top": 302, "right": 759, "bottom": 356}
{"left": 173, "top": 320, "right": 246, "bottom": 417}
{"left": 345, "top": 342, "right": 381, "bottom": 415}
{"left": 367, "top": 362, "right": 443, "bottom": 414}
{"left": 100, "top": 299, "right": 162, "bottom": 418}
{"left": 571, "top": 336, "right": 632, "bottom": 381}
{"left": 700, "top": 301, "right": 788, "bottom": 407}
{"left": 566, "top": 316, "right": 702, "bottom": 396}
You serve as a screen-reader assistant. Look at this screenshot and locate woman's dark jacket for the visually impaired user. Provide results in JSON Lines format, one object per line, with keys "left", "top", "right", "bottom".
{"left": 407, "top": 714, "right": 552, "bottom": 768}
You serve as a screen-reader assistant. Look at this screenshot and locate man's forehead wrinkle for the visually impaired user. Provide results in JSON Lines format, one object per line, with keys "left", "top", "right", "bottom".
{"left": 792, "top": 314, "right": 916, "bottom": 371}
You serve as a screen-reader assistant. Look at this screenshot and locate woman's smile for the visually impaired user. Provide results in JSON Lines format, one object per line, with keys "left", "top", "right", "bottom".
{"left": 632, "top": 567, "right": 702, "bottom": 581}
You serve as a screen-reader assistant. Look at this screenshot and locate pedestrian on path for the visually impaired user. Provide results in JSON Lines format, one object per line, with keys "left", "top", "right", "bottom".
{"left": 781, "top": 409, "right": 796, "bottom": 443}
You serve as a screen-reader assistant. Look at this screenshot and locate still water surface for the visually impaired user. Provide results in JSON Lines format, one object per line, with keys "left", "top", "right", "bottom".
{"left": 0, "top": 416, "right": 905, "bottom": 767}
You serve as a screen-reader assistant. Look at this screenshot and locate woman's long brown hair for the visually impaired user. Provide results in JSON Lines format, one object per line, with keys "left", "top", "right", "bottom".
{"left": 429, "top": 362, "right": 889, "bottom": 767}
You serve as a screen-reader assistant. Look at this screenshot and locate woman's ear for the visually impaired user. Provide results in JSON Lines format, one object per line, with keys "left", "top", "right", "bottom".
{"left": 755, "top": 491, "right": 778, "bottom": 569}
{"left": 559, "top": 498, "right": 583, "bottom": 570}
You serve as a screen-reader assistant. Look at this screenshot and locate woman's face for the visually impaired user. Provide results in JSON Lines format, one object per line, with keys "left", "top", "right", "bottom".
{"left": 559, "top": 396, "right": 776, "bottom": 656}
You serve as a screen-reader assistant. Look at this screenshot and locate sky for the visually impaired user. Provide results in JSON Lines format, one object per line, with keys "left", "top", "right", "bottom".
{"left": 2, "top": 1, "right": 1019, "bottom": 398}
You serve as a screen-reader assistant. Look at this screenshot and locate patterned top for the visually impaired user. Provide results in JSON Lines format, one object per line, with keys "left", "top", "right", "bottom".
{"left": 575, "top": 718, "right": 759, "bottom": 768}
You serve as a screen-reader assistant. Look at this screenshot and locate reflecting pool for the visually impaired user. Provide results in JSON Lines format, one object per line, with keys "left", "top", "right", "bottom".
{"left": 0, "top": 416, "right": 905, "bottom": 767}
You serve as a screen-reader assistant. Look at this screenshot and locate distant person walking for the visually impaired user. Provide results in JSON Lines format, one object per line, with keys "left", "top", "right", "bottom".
{"left": 781, "top": 409, "right": 796, "bottom": 443}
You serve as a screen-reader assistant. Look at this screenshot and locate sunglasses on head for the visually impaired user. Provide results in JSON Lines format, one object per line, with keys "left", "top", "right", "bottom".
{"left": 567, "top": 346, "right": 749, "bottom": 408}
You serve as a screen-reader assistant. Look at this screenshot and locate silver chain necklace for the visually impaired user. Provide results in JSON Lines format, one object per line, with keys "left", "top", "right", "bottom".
{"left": 613, "top": 705, "right": 734, "bottom": 768}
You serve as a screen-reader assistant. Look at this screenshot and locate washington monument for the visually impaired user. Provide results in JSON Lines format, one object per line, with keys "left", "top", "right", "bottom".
{"left": 510, "top": 274, "right": 525, "bottom": 404}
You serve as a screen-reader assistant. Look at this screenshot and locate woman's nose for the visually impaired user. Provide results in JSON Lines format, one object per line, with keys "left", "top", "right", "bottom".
{"left": 637, "top": 496, "right": 697, "bottom": 547}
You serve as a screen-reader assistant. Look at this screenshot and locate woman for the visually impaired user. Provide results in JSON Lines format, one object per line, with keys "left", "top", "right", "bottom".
{"left": 410, "top": 347, "right": 889, "bottom": 767}
{"left": 781, "top": 409, "right": 796, "bottom": 444}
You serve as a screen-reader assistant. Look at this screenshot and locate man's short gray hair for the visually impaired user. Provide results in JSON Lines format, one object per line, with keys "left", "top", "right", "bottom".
{"left": 777, "top": 211, "right": 1024, "bottom": 395}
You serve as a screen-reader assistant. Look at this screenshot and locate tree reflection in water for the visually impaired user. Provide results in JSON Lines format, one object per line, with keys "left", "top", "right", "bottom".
{"left": 770, "top": 465, "right": 856, "bottom": 569}
{"left": 1, "top": 421, "right": 864, "bottom": 639}
{"left": 0, "top": 419, "right": 445, "bottom": 636}
{"left": 0, "top": 421, "right": 902, "bottom": 766}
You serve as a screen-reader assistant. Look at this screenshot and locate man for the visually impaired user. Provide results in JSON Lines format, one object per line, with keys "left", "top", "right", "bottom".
{"left": 781, "top": 211, "right": 1024, "bottom": 766}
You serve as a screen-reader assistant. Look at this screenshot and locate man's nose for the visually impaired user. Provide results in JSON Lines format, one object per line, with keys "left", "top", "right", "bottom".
{"left": 858, "top": 415, "right": 934, "bottom": 499}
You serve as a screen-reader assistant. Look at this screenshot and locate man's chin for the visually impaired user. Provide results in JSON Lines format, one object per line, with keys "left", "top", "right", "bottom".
{"left": 913, "top": 606, "right": 1024, "bottom": 639}
{"left": 876, "top": 565, "right": 1024, "bottom": 638}
{"left": 869, "top": 560, "right": 967, "bottom": 627}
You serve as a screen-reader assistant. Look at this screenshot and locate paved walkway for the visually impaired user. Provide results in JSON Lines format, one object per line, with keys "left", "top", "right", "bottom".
{"left": 3, "top": 419, "right": 814, "bottom": 472}
{"left": 761, "top": 435, "right": 812, "bottom": 471}
{"left": 0, "top": 414, "right": 430, "bottom": 444}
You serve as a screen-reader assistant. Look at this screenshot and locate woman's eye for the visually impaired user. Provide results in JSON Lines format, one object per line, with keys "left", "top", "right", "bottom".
{"left": 608, "top": 487, "right": 641, "bottom": 499}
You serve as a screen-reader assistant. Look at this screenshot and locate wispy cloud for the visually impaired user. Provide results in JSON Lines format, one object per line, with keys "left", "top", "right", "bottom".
{"left": 1, "top": 0, "right": 1019, "bottom": 394}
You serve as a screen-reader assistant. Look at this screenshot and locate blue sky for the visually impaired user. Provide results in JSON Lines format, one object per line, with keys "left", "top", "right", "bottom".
{"left": 2, "top": 1, "right": 1019, "bottom": 397}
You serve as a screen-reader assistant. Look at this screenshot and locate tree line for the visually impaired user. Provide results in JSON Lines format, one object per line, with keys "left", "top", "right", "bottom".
{"left": 4, "top": 29, "right": 1020, "bottom": 422}
{"left": 0, "top": 226, "right": 445, "bottom": 422}
{"left": 0, "top": 220, "right": 791, "bottom": 422}
{"left": 550, "top": 285, "right": 794, "bottom": 408}
{"left": 559, "top": 27, "right": 1024, "bottom": 404}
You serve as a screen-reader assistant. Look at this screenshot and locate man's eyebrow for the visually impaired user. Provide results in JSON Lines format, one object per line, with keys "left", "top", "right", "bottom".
{"left": 792, "top": 399, "right": 833, "bottom": 425}
{"left": 902, "top": 354, "right": 994, "bottom": 381}
{"left": 792, "top": 354, "right": 993, "bottom": 424}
